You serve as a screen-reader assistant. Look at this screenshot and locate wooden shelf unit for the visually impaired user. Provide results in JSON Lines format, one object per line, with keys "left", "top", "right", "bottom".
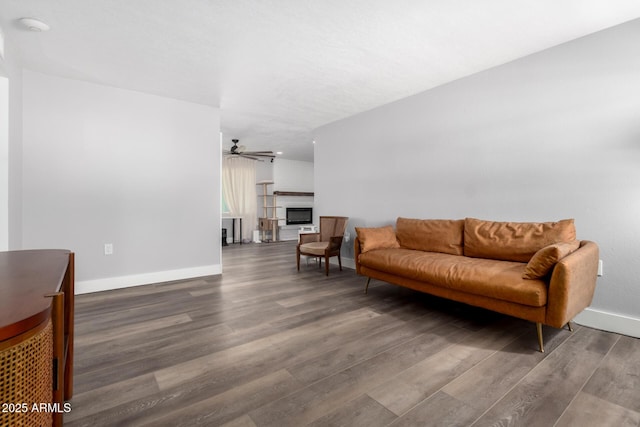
{"left": 257, "top": 181, "right": 280, "bottom": 242}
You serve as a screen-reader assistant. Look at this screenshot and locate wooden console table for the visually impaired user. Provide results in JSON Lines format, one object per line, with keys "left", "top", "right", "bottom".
{"left": 0, "top": 250, "right": 75, "bottom": 427}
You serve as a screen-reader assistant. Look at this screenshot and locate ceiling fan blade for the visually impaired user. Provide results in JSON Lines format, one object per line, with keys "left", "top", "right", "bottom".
{"left": 240, "top": 154, "right": 261, "bottom": 160}
{"left": 225, "top": 139, "right": 275, "bottom": 160}
{"left": 245, "top": 153, "right": 275, "bottom": 157}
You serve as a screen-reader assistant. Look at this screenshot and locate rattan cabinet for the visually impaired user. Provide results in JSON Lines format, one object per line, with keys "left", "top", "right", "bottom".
{"left": 0, "top": 250, "right": 74, "bottom": 427}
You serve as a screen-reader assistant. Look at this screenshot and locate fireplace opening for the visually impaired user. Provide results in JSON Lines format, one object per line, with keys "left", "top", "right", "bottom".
{"left": 286, "top": 207, "right": 313, "bottom": 225}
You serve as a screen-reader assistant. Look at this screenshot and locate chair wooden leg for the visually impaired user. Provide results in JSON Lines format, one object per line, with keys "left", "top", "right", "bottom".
{"left": 536, "top": 322, "right": 544, "bottom": 353}
{"left": 566, "top": 321, "right": 573, "bottom": 332}
{"left": 338, "top": 254, "right": 343, "bottom": 271}
{"left": 296, "top": 248, "right": 301, "bottom": 271}
{"left": 364, "top": 277, "right": 371, "bottom": 294}
{"left": 325, "top": 255, "right": 330, "bottom": 276}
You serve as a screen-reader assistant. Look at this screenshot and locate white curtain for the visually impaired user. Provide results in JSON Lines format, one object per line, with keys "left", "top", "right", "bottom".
{"left": 222, "top": 157, "right": 257, "bottom": 242}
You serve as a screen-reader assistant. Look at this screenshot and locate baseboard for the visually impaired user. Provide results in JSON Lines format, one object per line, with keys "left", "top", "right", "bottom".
{"left": 574, "top": 308, "right": 640, "bottom": 339}
{"left": 339, "top": 256, "right": 356, "bottom": 270}
{"left": 76, "top": 264, "right": 222, "bottom": 295}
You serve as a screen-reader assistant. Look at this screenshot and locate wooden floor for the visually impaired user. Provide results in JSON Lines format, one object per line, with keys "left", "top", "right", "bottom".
{"left": 66, "top": 241, "right": 640, "bottom": 427}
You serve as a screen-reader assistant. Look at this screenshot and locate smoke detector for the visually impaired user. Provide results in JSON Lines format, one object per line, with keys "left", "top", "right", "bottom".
{"left": 19, "top": 18, "right": 50, "bottom": 32}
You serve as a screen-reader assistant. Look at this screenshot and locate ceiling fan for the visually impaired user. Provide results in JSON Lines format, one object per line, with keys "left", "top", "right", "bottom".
{"left": 223, "top": 139, "right": 275, "bottom": 161}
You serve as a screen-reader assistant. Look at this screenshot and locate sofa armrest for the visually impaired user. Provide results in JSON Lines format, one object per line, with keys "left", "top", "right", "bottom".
{"left": 546, "top": 240, "right": 599, "bottom": 328}
{"left": 354, "top": 237, "right": 363, "bottom": 275}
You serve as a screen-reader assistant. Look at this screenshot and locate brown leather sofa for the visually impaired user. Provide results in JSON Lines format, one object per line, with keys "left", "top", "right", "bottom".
{"left": 354, "top": 217, "right": 599, "bottom": 352}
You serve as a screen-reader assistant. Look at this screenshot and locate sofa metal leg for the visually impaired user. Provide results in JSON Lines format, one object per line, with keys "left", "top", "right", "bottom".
{"left": 536, "top": 322, "right": 544, "bottom": 353}
{"left": 364, "top": 277, "right": 371, "bottom": 294}
{"left": 566, "top": 321, "right": 573, "bottom": 332}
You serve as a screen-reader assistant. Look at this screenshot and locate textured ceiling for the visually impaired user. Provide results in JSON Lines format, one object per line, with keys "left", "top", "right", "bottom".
{"left": 1, "top": 1, "right": 640, "bottom": 162}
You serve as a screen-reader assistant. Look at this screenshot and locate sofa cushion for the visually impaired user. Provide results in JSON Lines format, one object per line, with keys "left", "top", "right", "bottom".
{"left": 463, "top": 218, "right": 576, "bottom": 262}
{"left": 355, "top": 225, "right": 400, "bottom": 253}
{"left": 523, "top": 240, "right": 581, "bottom": 279}
{"left": 396, "top": 218, "right": 464, "bottom": 255}
{"left": 358, "top": 248, "right": 547, "bottom": 307}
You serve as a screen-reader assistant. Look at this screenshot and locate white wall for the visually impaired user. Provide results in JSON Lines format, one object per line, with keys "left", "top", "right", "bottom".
{"left": 0, "top": 29, "right": 23, "bottom": 251}
{"left": 273, "top": 158, "right": 314, "bottom": 192}
{"left": 314, "top": 19, "right": 640, "bottom": 337}
{"left": 22, "top": 71, "right": 221, "bottom": 293}
{"left": 0, "top": 75, "right": 8, "bottom": 250}
{"left": 254, "top": 158, "right": 314, "bottom": 191}
{"left": 255, "top": 160, "right": 273, "bottom": 183}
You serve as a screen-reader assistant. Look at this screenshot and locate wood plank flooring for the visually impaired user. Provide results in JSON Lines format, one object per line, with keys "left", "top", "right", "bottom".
{"left": 65, "top": 241, "right": 640, "bottom": 426}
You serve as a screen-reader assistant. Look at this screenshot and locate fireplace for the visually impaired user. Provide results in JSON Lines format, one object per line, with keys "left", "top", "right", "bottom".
{"left": 286, "top": 207, "right": 313, "bottom": 225}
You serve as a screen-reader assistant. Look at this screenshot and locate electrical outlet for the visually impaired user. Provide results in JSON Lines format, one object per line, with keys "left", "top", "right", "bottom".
{"left": 597, "top": 259, "right": 603, "bottom": 277}
{"left": 104, "top": 243, "right": 113, "bottom": 255}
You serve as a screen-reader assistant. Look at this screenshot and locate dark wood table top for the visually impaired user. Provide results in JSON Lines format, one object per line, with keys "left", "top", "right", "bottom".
{"left": 0, "top": 249, "right": 71, "bottom": 341}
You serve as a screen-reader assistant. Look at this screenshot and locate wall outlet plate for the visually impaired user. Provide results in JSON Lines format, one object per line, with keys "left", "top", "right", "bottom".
{"left": 104, "top": 243, "right": 113, "bottom": 255}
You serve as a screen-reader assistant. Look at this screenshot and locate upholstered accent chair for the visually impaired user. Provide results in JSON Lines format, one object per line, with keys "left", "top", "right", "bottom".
{"left": 297, "top": 216, "right": 349, "bottom": 276}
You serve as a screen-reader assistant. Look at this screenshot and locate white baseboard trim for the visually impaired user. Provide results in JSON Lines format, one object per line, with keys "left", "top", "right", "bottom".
{"left": 574, "top": 307, "right": 640, "bottom": 339}
{"left": 76, "top": 264, "right": 222, "bottom": 295}
{"left": 341, "top": 257, "right": 356, "bottom": 270}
